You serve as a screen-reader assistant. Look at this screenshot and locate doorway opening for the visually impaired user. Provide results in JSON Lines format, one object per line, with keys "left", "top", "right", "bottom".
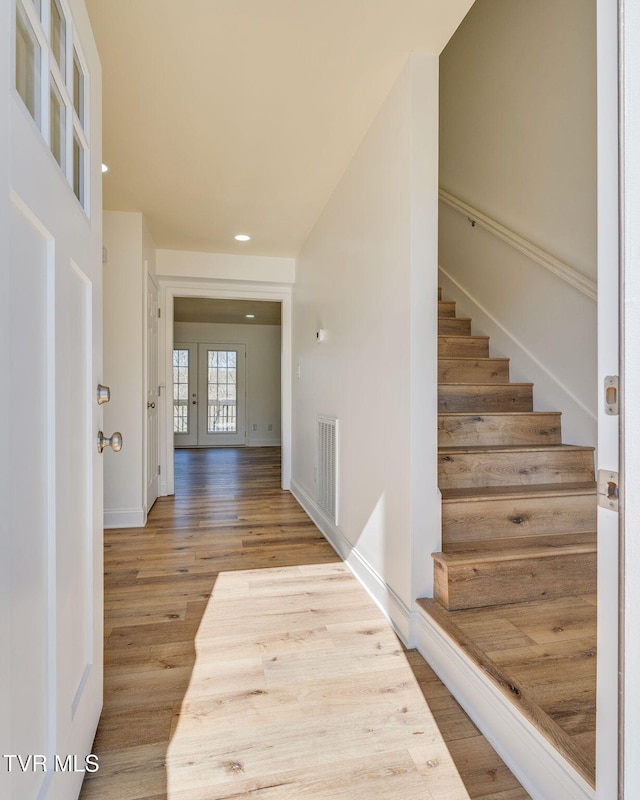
{"left": 172, "top": 298, "right": 281, "bottom": 450}
{"left": 158, "top": 283, "right": 293, "bottom": 496}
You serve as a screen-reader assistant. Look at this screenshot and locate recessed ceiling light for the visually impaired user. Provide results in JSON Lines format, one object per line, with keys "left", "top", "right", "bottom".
{"left": 101, "top": 163, "right": 110, "bottom": 173}
{"left": 235, "top": 234, "right": 251, "bottom": 242}
{"left": 245, "top": 314, "right": 255, "bottom": 319}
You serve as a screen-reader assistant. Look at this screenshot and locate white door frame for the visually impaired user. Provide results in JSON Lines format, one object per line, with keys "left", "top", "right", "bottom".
{"left": 158, "top": 279, "right": 293, "bottom": 495}
{"left": 619, "top": 1, "right": 640, "bottom": 796}
{"left": 595, "top": 0, "right": 620, "bottom": 797}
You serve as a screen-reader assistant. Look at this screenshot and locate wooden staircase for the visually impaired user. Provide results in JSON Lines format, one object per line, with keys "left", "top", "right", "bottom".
{"left": 433, "top": 292, "right": 596, "bottom": 611}
{"left": 418, "top": 290, "right": 598, "bottom": 787}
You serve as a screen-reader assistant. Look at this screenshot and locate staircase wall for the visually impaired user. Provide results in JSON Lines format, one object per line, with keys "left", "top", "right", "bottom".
{"left": 438, "top": 213, "right": 597, "bottom": 447}
{"left": 292, "top": 54, "right": 440, "bottom": 639}
{"left": 438, "top": 0, "right": 597, "bottom": 448}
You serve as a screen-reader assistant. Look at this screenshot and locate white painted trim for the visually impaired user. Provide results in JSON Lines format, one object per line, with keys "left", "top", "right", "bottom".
{"left": 290, "top": 478, "right": 412, "bottom": 645}
{"left": 439, "top": 189, "right": 597, "bottom": 301}
{"left": 104, "top": 508, "right": 147, "bottom": 529}
{"left": 247, "top": 438, "right": 282, "bottom": 447}
{"left": 439, "top": 265, "right": 597, "bottom": 427}
{"left": 415, "top": 608, "right": 595, "bottom": 800}
{"left": 157, "top": 279, "right": 293, "bottom": 496}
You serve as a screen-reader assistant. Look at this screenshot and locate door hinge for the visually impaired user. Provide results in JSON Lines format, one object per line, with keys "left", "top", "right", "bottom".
{"left": 157, "top": 307, "right": 161, "bottom": 318}
{"left": 597, "top": 470, "right": 619, "bottom": 512}
{"left": 605, "top": 375, "right": 619, "bottom": 415}
{"left": 158, "top": 465, "right": 161, "bottom": 475}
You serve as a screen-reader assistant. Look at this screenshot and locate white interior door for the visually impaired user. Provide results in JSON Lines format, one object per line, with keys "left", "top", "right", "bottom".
{"left": 197, "top": 343, "right": 247, "bottom": 447}
{"left": 3, "top": 2, "right": 103, "bottom": 799}
{"left": 146, "top": 269, "right": 159, "bottom": 510}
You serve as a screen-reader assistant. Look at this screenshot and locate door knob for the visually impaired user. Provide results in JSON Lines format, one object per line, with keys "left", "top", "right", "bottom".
{"left": 97, "top": 431, "right": 123, "bottom": 453}
{"left": 147, "top": 402, "right": 155, "bottom": 409}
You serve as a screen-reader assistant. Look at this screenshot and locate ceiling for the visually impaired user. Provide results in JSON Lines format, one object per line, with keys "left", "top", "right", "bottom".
{"left": 174, "top": 298, "right": 282, "bottom": 326}
{"left": 86, "top": 0, "right": 474, "bottom": 258}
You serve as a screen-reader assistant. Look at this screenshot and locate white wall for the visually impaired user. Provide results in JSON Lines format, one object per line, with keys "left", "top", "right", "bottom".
{"left": 174, "top": 321, "right": 282, "bottom": 446}
{"left": 103, "top": 211, "right": 156, "bottom": 526}
{"left": 438, "top": 0, "right": 597, "bottom": 447}
{"left": 291, "top": 54, "right": 440, "bottom": 638}
{"left": 440, "top": 0, "right": 597, "bottom": 280}
{"left": 157, "top": 249, "right": 295, "bottom": 284}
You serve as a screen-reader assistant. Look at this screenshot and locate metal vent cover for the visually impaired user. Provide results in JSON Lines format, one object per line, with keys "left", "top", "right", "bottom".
{"left": 318, "top": 416, "right": 338, "bottom": 525}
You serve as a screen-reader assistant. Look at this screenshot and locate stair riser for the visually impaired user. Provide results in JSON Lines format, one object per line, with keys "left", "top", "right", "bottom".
{"left": 438, "top": 359, "right": 510, "bottom": 383}
{"left": 438, "top": 318, "right": 472, "bottom": 335}
{"left": 438, "top": 301, "right": 456, "bottom": 318}
{"left": 438, "top": 386, "right": 533, "bottom": 413}
{"left": 442, "top": 493, "right": 597, "bottom": 543}
{"left": 438, "top": 337, "right": 489, "bottom": 358}
{"left": 433, "top": 552, "right": 597, "bottom": 611}
{"left": 439, "top": 413, "right": 561, "bottom": 447}
{"left": 438, "top": 451, "right": 595, "bottom": 489}
{"left": 438, "top": 383, "right": 533, "bottom": 412}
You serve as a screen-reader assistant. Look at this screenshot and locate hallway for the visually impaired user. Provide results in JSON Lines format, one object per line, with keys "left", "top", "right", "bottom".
{"left": 81, "top": 448, "right": 528, "bottom": 799}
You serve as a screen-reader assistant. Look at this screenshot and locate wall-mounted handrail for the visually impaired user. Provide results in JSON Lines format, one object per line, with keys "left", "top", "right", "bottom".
{"left": 439, "top": 189, "right": 597, "bottom": 302}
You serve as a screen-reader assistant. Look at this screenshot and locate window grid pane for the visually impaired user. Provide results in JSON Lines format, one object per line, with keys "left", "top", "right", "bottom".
{"left": 50, "top": 0, "right": 66, "bottom": 75}
{"left": 207, "top": 350, "right": 237, "bottom": 433}
{"left": 16, "top": 3, "right": 41, "bottom": 124}
{"left": 173, "top": 349, "right": 189, "bottom": 434}
{"left": 73, "top": 48, "right": 84, "bottom": 127}
{"left": 73, "top": 131, "right": 85, "bottom": 204}
{"left": 50, "top": 81, "right": 66, "bottom": 169}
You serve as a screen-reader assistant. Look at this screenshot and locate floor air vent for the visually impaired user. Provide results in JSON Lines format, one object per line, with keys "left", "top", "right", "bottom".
{"left": 318, "top": 416, "right": 338, "bottom": 525}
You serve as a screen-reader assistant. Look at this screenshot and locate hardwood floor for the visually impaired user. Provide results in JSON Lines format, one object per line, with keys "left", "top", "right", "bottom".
{"left": 81, "top": 447, "right": 529, "bottom": 799}
{"left": 422, "top": 291, "right": 597, "bottom": 788}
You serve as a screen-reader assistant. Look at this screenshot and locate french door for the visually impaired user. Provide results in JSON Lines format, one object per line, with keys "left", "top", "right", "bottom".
{"left": 173, "top": 342, "right": 247, "bottom": 447}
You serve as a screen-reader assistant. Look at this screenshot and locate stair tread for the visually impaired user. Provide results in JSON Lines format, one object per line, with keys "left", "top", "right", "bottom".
{"left": 416, "top": 597, "right": 596, "bottom": 787}
{"left": 439, "top": 443, "right": 594, "bottom": 454}
{"left": 438, "top": 357, "right": 508, "bottom": 362}
{"left": 439, "top": 411, "right": 560, "bottom": 418}
{"left": 439, "top": 334, "right": 489, "bottom": 340}
{"left": 434, "top": 531, "right": 597, "bottom": 563}
{"left": 441, "top": 481, "right": 597, "bottom": 501}
{"left": 439, "top": 382, "right": 534, "bottom": 388}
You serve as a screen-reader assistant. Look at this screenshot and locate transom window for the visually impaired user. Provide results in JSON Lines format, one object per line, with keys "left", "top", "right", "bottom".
{"left": 14, "top": 0, "right": 90, "bottom": 212}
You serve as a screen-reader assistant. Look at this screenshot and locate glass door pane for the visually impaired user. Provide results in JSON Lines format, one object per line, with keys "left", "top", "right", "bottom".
{"left": 49, "top": 81, "right": 66, "bottom": 169}
{"left": 173, "top": 348, "right": 190, "bottom": 433}
{"left": 16, "top": 3, "right": 41, "bottom": 124}
{"left": 50, "top": 0, "right": 66, "bottom": 75}
{"left": 207, "top": 350, "right": 237, "bottom": 433}
{"left": 196, "top": 343, "right": 246, "bottom": 447}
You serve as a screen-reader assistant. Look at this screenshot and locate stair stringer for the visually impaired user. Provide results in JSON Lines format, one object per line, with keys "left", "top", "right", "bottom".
{"left": 438, "top": 265, "right": 596, "bottom": 448}
{"left": 415, "top": 605, "right": 596, "bottom": 800}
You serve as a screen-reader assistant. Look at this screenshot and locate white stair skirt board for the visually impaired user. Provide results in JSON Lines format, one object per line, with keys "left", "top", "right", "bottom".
{"left": 104, "top": 508, "right": 147, "bottom": 529}
{"left": 415, "top": 607, "right": 595, "bottom": 800}
{"left": 290, "top": 479, "right": 412, "bottom": 645}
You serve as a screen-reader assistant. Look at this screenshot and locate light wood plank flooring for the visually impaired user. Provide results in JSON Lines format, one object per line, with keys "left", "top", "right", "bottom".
{"left": 81, "top": 447, "right": 529, "bottom": 799}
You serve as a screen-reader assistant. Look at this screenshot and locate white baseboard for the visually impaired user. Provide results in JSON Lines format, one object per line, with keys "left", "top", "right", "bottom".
{"left": 247, "top": 437, "right": 282, "bottom": 447}
{"left": 290, "top": 478, "right": 412, "bottom": 645}
{"left": 415, "top": 607, "right": 595, "bottom": 800}
{"left": 103, "top": 508, "right": 147, "bottom": 529}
